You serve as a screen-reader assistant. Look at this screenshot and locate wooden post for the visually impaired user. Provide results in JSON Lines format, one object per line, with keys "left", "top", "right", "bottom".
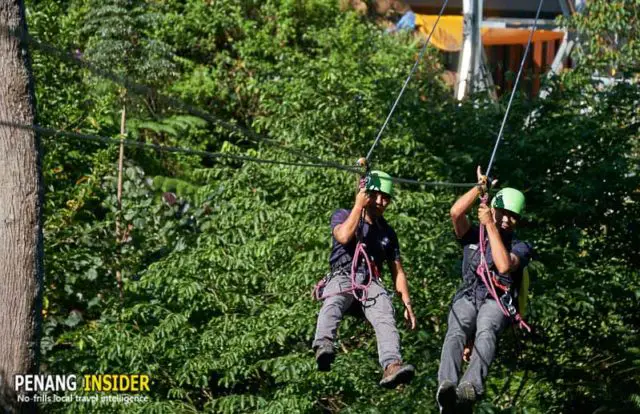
{"left": 115, "top": 105, "right": 125, "bottom": 300}
{"left": 507, "top": 45, "right": 520, "bottom": 92}
{"left": 545, "top": 40, "right": 556, "bottom": 71}
{"left": 532, "top": 41, "right": 543, "bottom": 96}
{"left": 495, "top": 46, "right": 504, "bottom": 94}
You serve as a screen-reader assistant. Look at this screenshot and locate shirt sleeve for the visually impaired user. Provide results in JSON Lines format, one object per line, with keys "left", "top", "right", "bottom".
{"left": 457, "top": 225, "right": 480, "bottom": 247}
{"left": 511, "top": 241, "right": 533, "bottom": 271}
{"left": 330, "top": 209, "right": 350, "bottom": 231}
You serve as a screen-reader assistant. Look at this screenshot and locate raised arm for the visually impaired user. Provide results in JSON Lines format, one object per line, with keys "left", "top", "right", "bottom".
{"left": 450, "top": 185, "right": 481, "bottom": 238}
{"left": 478, "top": 204, "right": 513, "bottom": 274}
{"left": 451, "top": 166, "right": 497, "bottom": 238}
{"left": 333, "top": 188, "right": 370, "bottom": 245}
{"left": 451, "top": 166, "right": 487, "bottom": 237}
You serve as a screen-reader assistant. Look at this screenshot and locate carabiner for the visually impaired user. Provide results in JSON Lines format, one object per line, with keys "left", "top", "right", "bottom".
{"left": 500, "top": 293, "right": 517, "bottom": 316}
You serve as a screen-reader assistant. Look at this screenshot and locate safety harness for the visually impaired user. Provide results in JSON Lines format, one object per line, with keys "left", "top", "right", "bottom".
{"left": 476, "top": 194, "right": 531, "bottom": 332}
{"left": 312, "top": 212, "right": 381, "bottom": 303}
{"left": 312, "top": 169, "right": 381, "bottom": 303}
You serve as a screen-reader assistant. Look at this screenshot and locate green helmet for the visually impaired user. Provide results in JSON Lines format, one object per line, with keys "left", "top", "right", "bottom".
{"left": 491, "top": 188, "right": 525, "bottom": 215}
{"left": 366, "top": 170, "right": 394, "bottom": 197}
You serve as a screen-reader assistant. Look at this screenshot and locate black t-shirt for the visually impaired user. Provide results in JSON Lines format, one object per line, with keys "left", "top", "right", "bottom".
{"left": 328, "top": 209, "right": 401, "bottom": 275}
{"left": 454, "top": 225, "right": 533, "bottom": 304}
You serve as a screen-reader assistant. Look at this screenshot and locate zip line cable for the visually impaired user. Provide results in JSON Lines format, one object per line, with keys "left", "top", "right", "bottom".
{"left": 485, "top": 0, "right": 545, "bottom": 177}
{"left": 3, "top": 21, "right": 477, "bottom": 188}
{"left": 5, "top": 12, "right": 541, "bottom": 188}
{"left": 390, "top": 175, "right": 474, "bottom": 188}
{"left": 0, "top": 121, "right": 359, "bottom": 173}
{"left": 6, "top": 26, "right": 477, "bottom": 189}
{"left": 365, "top": 0, "right": 450, "bottom": 163}
{"left": 5, "top": 27, "right": 350, "bottom": 171}
{"left": 0, "top": 120, "right": 475, "bottom": 188}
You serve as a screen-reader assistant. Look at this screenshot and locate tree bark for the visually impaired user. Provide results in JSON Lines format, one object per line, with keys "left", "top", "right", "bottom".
{"left": 0, "top": 0, "right": 44, "bottom": 412}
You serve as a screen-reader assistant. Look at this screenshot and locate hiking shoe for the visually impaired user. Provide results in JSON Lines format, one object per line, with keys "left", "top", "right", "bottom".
{"left": 315, "top": 343, "right": 335, "bottom": 372}
{"left": 436, "top": 380, "right": 456, "bottom": 414}
{"left": 379, "top": 361, "right": 415, "bottom": 388}
{"left": 456, "top": 382, "right": 477, "bottom": 414}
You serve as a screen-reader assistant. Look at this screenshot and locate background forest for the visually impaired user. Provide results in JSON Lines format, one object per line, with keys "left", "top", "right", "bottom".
{"left": 23, "top": 0, "right": 640, "bottom": 412}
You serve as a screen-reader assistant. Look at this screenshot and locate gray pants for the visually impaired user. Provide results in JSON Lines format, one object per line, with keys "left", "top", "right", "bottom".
{"left": 437, "top": 296, "right": 508, "bottom": 395}
{"left": 312, "top": 272, "right": 401, "bottom": 369}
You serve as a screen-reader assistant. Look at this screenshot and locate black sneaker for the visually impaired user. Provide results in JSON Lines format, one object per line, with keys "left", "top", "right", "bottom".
{"left": 315, "top": 343, "right": 335, "bottom": 372}
{"left": 436, "top": 380, "right": 456, "bottom": 414}
{"left": 456, "top": 381, "right": 476, "bottom": 414}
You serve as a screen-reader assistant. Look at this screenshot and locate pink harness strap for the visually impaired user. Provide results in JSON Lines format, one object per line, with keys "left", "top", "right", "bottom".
{"left": 476, "top": 197, "right": 531, "bottom": 332}
{"left": 312, "top": 241, "right": 378, "bottom": 303}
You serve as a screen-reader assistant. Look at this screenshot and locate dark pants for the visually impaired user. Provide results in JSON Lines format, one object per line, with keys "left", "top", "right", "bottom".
{"left": 437, "top": 296, "right": 508, "bottom": 395}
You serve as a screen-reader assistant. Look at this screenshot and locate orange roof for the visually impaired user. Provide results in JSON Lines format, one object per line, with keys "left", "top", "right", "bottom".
{"left": 415, "top": 14, "right": 565, "bottom": 52}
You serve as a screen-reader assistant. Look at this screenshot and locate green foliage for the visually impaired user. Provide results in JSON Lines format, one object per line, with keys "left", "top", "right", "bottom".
{"left": 23, "top": 0, "right": 640, "bottom": 412}
{"left": 82, "top": 0, "right": 176, "bottom": 86}
{"left": 564, "top": 0, "right": 640, "bottom": 77}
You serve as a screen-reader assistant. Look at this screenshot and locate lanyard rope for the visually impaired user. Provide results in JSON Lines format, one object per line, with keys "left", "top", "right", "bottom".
{"left": 477, "top": 196, "right": 531, "bottom": 331}
{"left": 485, "top": 0, "right": 546, "bottom": 177}
{"left": 365, "top": 0, "right": 451, "bottom": 163}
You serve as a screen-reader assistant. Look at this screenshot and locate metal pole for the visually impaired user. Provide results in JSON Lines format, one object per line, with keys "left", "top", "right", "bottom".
{"left": 456, "top": 0, "right": 472, "bottom": 100}
{"left": 471, "top": 0, "right": 484, "bottom": 94}
{"left": 456, "top": 0, "right": 483, "bottom": 100}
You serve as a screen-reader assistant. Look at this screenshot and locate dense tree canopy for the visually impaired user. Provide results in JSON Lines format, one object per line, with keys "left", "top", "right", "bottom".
{"left": 20, "top": 0, "right": 640, "bottom": 412}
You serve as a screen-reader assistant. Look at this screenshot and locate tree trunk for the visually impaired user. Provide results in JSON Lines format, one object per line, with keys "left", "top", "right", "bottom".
{"left": 0, "top": 0, "right": 44, "bottom": 412}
